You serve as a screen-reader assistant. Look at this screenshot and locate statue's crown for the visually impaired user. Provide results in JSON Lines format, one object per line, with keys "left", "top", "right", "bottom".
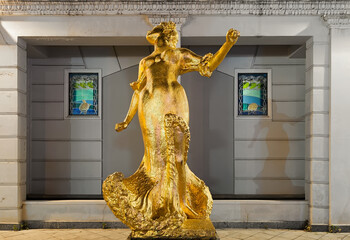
{"left": 160, "top": 21, "right": 176, "bottom": 34}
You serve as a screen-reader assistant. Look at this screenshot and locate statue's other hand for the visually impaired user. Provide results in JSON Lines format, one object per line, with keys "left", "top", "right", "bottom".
{"left": 115, "top": 122, "right": 128, "bottom": 132}
{"left": 226, "top": 28, "right": 240, "bottom": 44}
{"left": 130, "top": 81, "right": 139, "bottom": 91}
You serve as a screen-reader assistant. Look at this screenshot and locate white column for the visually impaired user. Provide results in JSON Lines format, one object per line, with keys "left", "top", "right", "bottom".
{"left": 329, "top": 21, "right": 350, "bottom": 225}
{"left": 0, "top": 40, "right": 27, "bottom": 225}
{"left": 305, "top": 36, "right": 330, "bottom": 226}
{"left": 176, "top": 23, "right": 182, "bottom": 83}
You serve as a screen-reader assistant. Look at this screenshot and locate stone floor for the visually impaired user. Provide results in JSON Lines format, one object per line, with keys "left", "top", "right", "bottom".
{"left": 0, "top": 228, "right": 349, "bottom": 240}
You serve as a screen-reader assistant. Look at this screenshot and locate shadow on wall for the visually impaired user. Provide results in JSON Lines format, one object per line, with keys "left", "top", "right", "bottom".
{"left": 249, "top": 102, "right": 304, "bottom": 195}
{"left": 182, "top": 70, "right": 234, "bottom": 195}
{"left": 102, "top": 65, "right": 144, "bottom": 179}
{"left": 0, "top": 22, "right": 13, "bottom": 44}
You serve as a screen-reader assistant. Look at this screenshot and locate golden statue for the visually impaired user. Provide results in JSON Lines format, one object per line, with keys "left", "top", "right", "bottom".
{"left": 103, "top": 21, "right": 239, "bottom": 239}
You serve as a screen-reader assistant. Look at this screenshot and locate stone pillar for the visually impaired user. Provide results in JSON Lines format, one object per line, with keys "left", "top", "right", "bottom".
{"left": 327, "top": 16, "right": 350, "bottom": 226}
{"left": 0, "top": 40, "right": 27, "bottom": 226}
{"left": 305, "top": 36, "right": 330, "bottom": 228}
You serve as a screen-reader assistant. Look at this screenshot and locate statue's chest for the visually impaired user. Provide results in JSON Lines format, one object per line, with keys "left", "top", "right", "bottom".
{"left": 145, "top": 50, "right": 179, "bottom": 68}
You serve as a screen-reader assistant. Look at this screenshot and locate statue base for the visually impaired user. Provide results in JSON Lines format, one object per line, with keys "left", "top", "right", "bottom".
{"left": 128, "top": 219, "right": 218, "bottom": 240}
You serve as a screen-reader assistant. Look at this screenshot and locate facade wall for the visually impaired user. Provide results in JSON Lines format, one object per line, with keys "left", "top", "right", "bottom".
{"left": 0, "top": 2, "right": 348, "bottom": 227}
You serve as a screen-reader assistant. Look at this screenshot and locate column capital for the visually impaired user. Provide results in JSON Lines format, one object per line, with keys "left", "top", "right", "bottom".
{"left": 147, "top": 15, "right": 187, "bottom": 31}
{"left": 323, "top": 15, "right": 350, "bottom": 29}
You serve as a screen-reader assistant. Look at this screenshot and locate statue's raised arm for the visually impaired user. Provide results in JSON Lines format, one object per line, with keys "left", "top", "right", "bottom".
{"left": 209, "top": 28, "right": 240, "bottom": 72}
{"left": 179, "top": 28, "right": 240, "bottom": 77}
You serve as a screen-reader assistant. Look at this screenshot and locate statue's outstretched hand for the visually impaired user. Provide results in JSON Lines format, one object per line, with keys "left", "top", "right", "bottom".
{"left": 115, "top": 122, "right": 128, "bottom": 132}
{"left": 226, "top": 29, "right": 240, "bottom": 44}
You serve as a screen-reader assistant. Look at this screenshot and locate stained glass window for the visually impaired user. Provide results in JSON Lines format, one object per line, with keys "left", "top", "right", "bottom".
{"left": 236, "top": 71, "right": 270, "bottom": 117}
{"left": 68, "top": 72, "right": 99, "bottom": 116}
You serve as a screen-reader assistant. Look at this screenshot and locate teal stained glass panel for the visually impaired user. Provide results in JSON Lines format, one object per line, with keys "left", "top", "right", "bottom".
{"left": 69, "top": 73, "right": 98, "bottom": 115}
{"left": 238, "top": 72, "right": 268, "bottom": 116}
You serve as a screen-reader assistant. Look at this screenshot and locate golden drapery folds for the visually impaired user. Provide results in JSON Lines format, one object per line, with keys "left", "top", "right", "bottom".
{"left": 103, "top": 21, "right": 239, "bottom": 239}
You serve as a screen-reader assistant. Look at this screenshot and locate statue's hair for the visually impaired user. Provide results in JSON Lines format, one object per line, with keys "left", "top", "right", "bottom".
{"left": 146, "top": 21, "right": 177, "bottom": 45}
{"left": 159, "top": 21, "right": 176, "bottom": 36}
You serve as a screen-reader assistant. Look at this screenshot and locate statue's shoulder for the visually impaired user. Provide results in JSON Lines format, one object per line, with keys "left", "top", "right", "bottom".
{"left": 177, "top": 47, "right": 192, "bottom": 54}
{"left": 139, "top": 56, "right": 150, "bottom": 67}
{"left": 139, "top": 57, "right": 147, "bottom": 63}
{"left": 176, "top": 48, "right": 201, "bottom": 61}
{"left": 177, "top": 48, "right": 199, "bottom": 57}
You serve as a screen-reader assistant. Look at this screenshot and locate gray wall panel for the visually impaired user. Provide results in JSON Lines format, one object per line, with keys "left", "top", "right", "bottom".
{"left": 32, "top": 120, "right": 101, "bottom": 140}
{"left": 29, "top": 47, "right": 117, "bottom": 196}
{"left": 32, "top": 141, "right": 102, "bottom": 161}
{"left": 254, "top": 46, "right": 305, "bottom": 65}
{"left": 31, "top": 66, "right": 81, "bottom": 85}
{"left": 270, "top": 65, "right": 305, "bottom": 85}
{"left": 115, "top": 46, "right": 150, "bottom": 70}
{"left": 31, "top": 180, "right": 101, "bottom": 195}
{"left": 31, "top": 162, "right": 101, "bottom": 179}
{"left": 80, "top": 46, "right": 120, "bottom": 77}
{"left": 183, "top": 70, "right": 234, "bottom": 195}
{"left": 31, "top": 85, "right": 64, "bottom": 102}
{"left": 235, "top": 160, "right": 305, "bottom": 179}
{"left": 234, "top": 120, "right": 305, "bottom": 140}
{"left": 32, "top": 102, "right": 64, "bottom": 120}
{"left": 235, "top": 179, "right": 305, "bottom": 195}
{"left": 254, "top": 65, "right": 305, "bottom": 85}
{"left": 273, "top": 102, "right": 305, "bottom": 121}
{"left": 235, "top": 54, "right": 306, "bottom": 195}
{"left": 272, "top": 85, "right": 305, "bottom": 102}
{"left": 102, "top": 65, "right": 144, "bottom": 179}
{"left": 30, "top": 47, "right": 84, "bottom": 66}
{"left": 235, "top": 140, "right": 305, "bottom": 159}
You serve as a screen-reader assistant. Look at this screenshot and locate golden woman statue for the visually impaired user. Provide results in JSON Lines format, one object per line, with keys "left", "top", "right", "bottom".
{"left": 103, "top": 22, "right": 239, "bottom": 239}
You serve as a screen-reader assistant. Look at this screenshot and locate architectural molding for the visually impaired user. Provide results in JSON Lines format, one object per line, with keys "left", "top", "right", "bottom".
{"left": 0, "top": 1, "right": 349, "bottom": 17}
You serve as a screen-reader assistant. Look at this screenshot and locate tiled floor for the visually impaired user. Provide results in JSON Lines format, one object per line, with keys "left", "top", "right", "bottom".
{"left": 0, "top": 228, "right": 349, "bottom": 240}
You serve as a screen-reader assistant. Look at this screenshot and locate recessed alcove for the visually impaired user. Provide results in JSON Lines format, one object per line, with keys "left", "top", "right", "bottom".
{"left": 25, "top": 36, "right": 307, "bottom": 200}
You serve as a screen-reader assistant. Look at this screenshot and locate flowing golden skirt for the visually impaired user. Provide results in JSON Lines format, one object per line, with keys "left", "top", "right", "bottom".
{"left": 102, "top": 113, "right": 213, "bottom": 237}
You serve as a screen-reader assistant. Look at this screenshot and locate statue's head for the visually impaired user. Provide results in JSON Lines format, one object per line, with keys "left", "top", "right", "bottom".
{"left": 146, "top": 21, "right": 178, "bottom": 48}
